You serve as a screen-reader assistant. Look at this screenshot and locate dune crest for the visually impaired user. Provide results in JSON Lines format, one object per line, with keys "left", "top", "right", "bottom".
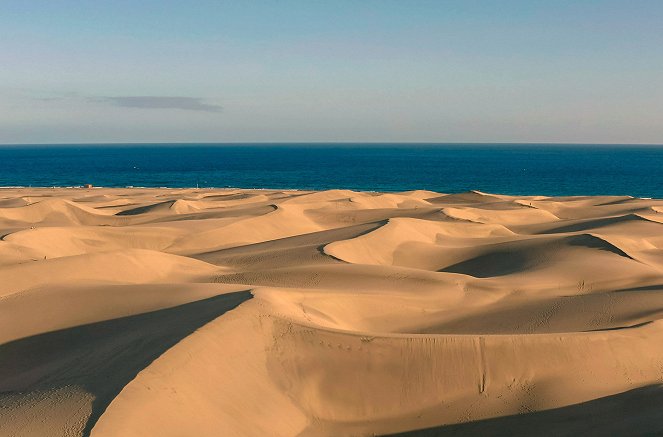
{"left": 2, "top": 187, "right": 663, "bottom": 436}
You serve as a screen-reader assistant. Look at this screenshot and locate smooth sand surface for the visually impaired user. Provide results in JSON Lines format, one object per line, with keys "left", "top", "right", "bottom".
{"left": 2, "top": 187, "right": 663, "bottom": 436}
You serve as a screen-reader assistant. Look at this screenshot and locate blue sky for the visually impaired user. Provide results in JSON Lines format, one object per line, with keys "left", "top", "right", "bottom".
{"left": 1, "top": 0, "right": 662, "bottom": 144}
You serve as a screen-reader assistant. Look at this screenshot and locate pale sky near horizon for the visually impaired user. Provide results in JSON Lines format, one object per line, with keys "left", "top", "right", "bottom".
{"left": 1, "top": 0, "right": 662, "bottom": 144}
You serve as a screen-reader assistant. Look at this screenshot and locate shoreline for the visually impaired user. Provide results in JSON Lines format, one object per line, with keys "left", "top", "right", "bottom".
{"left": 0, "top": 185, "right": 658, "bottom": 201}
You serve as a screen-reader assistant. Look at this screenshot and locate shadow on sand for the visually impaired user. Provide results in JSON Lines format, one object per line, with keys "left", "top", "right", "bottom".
{"left": 387, "top": 384, "right": 663, "bottom": 437}
{"left": 0, "top": 290, "right": 252, "bottom": 436}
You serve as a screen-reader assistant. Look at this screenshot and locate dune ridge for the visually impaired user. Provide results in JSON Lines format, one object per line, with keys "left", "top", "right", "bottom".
{"left": 1, "top": 187, "right": 663, "bottom": 436}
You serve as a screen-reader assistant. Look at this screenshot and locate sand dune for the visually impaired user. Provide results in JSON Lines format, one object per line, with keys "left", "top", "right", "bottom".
{"left": 2, "top": 187, "right": 663, "bottom": 436}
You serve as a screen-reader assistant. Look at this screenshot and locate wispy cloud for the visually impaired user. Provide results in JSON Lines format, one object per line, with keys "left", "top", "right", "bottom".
{"left": 97, "top": 96, "right": 222, "bottom": 112}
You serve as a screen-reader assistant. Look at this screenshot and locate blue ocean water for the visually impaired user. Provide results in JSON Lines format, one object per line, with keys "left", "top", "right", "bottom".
{"left": 0, "top": 144, "right": 661, "bottom": 198}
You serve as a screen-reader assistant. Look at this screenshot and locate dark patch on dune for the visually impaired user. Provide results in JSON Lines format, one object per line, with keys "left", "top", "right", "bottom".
{"left": 0, "top": 198, "right": 30, "bottom": 208}
{"left": 0, "top": 290, "right": 251, "bottom": 436}
{"left": 539, "top": 214, "right": 659, "bottom": 234}
{"left": 565, "top": 234, "right": 634, "bottom": 260}
{"left": 386, "top": 385, "right": 663, "bottom": 437}
{"left": 440, "top": 246, "right": 537, "bottom": 277}
{"left": 195, "top": 221, "right": 383, "bottom": 268}
{"left": 614, "top": 284, "right": 663, "bottom": 293}
{"left": 115, "top": 200, "right": 178, "bottom": 215}
{"left": 440, "top": 234, "right": 635, "bottom": 277}
{"left": 203, "top": 193, "right": 256, "bottom": 201}
{"left": 581, "top": 320, "right": 653, "bottom": 332}
{"left": 594, "top": 197, "right": 636, "bottom": 206}
{"left": 141, "top": 204, "right": 277, "bottom": 224}
{"left": 426, "top": 191, "right": 503, "bottom": 205}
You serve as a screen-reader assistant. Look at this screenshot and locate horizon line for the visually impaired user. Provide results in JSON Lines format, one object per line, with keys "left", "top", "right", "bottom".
{"left": 1, "top": 141, "right": 663, "bottom": 147}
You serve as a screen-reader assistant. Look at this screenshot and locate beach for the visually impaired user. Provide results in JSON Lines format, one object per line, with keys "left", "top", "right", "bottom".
{"left": 2, "top": 187, "right": 663, "bottom": 436}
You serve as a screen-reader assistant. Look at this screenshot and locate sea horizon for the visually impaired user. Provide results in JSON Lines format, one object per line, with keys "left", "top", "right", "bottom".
{"left": 2, "top": 141, "right": 663, "bottom": 147}
{"left": 1, "top": 143, "right": 662, "bottom": 198}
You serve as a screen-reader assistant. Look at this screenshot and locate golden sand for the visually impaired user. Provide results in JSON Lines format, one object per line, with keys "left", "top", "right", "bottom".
{"left": 2, "top": 188, "right": 663, "bottom": 436}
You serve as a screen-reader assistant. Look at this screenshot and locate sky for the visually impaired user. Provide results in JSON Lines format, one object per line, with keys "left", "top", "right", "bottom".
{"left": 1, "top": 0, "right": 662, "bottom": 144}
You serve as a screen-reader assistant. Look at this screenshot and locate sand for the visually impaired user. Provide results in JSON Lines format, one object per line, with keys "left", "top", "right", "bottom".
{"left": 1, "top": 187, "right": 663, "bottom": 436}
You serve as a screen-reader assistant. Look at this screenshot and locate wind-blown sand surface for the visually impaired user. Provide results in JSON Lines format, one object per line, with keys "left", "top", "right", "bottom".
{"left": 2, "top": 187, "right": 663, "bottom": 436}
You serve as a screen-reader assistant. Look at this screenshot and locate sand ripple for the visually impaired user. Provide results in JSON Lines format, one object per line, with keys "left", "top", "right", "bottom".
{"left": 2, "top": 188, "right": 663, "bottom": 436}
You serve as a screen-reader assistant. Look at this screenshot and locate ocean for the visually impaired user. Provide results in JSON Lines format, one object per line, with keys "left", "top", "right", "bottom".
{"left": 0, "top": 144, "right": 661, "bottom": 197}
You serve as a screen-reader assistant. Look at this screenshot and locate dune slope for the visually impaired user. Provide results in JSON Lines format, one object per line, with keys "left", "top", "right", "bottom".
{"left": 1, "top": 187, "right": 663, "bottom": 436}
